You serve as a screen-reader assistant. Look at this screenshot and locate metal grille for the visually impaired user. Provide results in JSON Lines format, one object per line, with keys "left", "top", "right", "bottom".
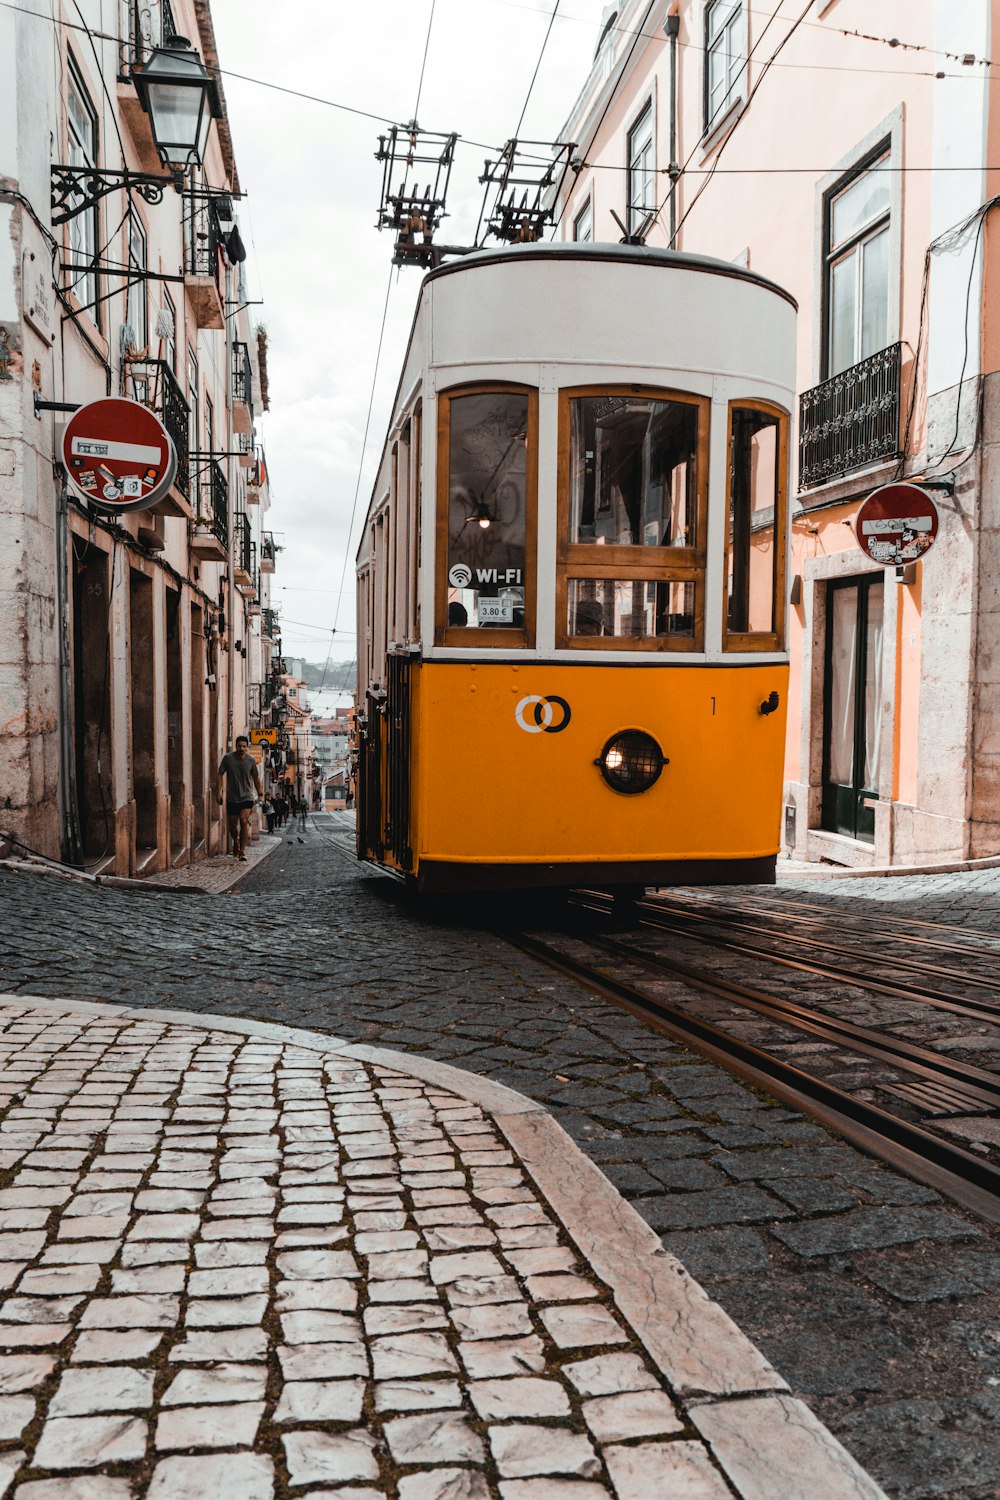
{"left": 599, "top": 730, "right": 666, "bottom": 795}
{"left": 799, "top": 343, "right": 902, "bottom": 490}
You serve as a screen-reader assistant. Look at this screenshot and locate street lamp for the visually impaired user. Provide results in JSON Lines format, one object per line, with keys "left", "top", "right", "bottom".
{"left": 132, "top": 35, "right": 223, "bottom": 172}
{"left": 51, "top": 36, "right": 223, "bottom": 226}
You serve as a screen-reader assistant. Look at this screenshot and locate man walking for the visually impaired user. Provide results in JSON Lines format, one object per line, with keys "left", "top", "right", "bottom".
{"left": 216, "top": 735, "right": 262, "bottom": 861}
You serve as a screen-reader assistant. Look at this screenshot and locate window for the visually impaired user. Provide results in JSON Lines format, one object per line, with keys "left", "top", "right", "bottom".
{"left": 558, "top": 387, "right": 708, "bottom": 650}
{"left": 705, "top": 1, "right": 744, "bottom": 130}
{"left": 627, "top": 104, "right": 654, "bottom": 236}
{"left": 162, "top": 290, "right": 177, "bottom": 373}
{"left": 437, "top": 386, "right": 537, "bottom": 645}
{"left": 724, "top": 402, "right": 788, "bottom": 649}
{"left": 188, "top": 349, "right": 199, "bottom": 455}
{"left": 125, "top": 213, "right": 148, "bottom": 352}
{"left": 825, "top": 150, "right": 891, "bottom": 377}
{"left": 574, "top": 199, "right": 593, "bottom": 243}
{"left": 66, "top": 60, "right": 99, "bottom": 324}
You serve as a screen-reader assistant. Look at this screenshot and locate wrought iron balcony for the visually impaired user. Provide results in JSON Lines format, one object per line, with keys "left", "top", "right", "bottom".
{"left": 190, "top": 459, "right": 228, "bottom": 561}
{"left": 125, "top": 358, "right": 190, "bottom": 500}
{"left": 126, "top": 0, "right": 178, "bottom": 62}
{"left": 233, "top": 513, "right": 257, "bottom": 597}
{"left": 183, "top": 195, "right": 224, "bottom": 329}
{"left": 232, "top": 341, "right": 254, "bottom": 434}
{"left": 799, "top": 343, "right": 903, "bottom": 490}
{"left": 261, "top": 607, "right": 280, "bottom": 640}
{"left": 260, "top": 531, "right": 277, "bottom": 573}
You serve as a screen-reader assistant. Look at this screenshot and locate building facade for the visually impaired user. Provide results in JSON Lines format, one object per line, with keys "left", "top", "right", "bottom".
{"left": 1, "top": 0, "right": 282, "bottom": 876}
{"left": 555, "top": 0, "right": 1000, "bottom": 868}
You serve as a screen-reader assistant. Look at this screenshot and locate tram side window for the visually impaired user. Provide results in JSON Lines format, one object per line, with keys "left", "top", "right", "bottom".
{"left": 569, "top": 395, "right": 698, "bottom": 549}
{"left": 726, "top": 406, "right": 785, "bottom": 645}
{"left": 443, "top": 389, "right": 534, "bottom": 637}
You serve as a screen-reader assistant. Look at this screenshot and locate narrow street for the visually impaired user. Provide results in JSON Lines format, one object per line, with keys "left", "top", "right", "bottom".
{"left": 2, "top": 819, "right": 1000, "bottom": 1498}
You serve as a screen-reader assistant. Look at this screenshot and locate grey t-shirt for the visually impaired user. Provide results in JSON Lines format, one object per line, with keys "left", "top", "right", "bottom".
{"left": 219, "top": 751, "right": 258, "bottom": 805}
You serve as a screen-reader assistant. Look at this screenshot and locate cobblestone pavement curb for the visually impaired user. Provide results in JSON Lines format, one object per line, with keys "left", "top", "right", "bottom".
{"left": 1, "top": 831, "right": 282, "bottom": 897}
{"left": 0, "top": 995, "right": 886, "bottom": 1500}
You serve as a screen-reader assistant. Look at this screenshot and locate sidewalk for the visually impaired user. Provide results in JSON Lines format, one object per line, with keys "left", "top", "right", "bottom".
{"left": 0, "top": 995, "right": 886, "bottom": 1500}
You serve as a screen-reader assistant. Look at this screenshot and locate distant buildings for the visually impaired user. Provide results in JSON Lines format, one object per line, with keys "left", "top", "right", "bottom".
{"left": 0, "top": 0, "right": 282, "bottom": 874}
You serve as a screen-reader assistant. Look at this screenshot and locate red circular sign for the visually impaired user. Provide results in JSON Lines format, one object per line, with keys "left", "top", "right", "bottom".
{"left": 62, "top": 397, "right": 176, "bottom": 513}
{"left": 855, "top": 482, "right": 939, "bottom": 567}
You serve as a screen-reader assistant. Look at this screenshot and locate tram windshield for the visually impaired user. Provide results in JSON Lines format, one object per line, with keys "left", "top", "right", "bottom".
{"left": 568, "top": 395, "right": 698, "bottom": 548}
{"left": 446, "top": 391, "right": 529, "bottom": 630}
{"left": 567, "top": 579, "right": 695, "bottom": 639}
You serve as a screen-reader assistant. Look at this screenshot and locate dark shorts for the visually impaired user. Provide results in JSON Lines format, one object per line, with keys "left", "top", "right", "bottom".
{"left": 227, "top": 800, "right": 255, "bottom": 816}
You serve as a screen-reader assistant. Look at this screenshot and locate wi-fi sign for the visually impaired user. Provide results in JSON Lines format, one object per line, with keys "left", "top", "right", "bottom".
{"left": 448, "top": 564, "right": 473, "bottom": 588}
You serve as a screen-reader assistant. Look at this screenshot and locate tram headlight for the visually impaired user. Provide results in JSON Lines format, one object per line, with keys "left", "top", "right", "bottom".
{"left": 596, "top": 730, "right": 667, "bottom": 794}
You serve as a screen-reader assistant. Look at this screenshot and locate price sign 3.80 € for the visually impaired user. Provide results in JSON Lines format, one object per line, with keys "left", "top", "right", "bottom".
{"left": 62, "top": 397, "right": 177, "bottom": 514}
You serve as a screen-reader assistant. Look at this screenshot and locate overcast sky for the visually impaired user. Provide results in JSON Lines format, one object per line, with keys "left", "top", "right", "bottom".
{"left": 210, "top": 0, "right": 609, "bottom": 677}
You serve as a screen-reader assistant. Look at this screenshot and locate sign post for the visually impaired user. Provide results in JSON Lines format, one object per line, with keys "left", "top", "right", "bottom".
{"left": 855, "top": 483, "right": 940, "bottom": 571}
{"left": 61, "top": 397, "right": 176, "bottom": 514}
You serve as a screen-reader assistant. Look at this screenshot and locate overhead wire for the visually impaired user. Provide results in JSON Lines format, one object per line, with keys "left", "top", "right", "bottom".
{"left": 514, "top": 0, "right": 562, "bottom": 139}
{"left": 325, "top": 263, "right": 395, "bottom": 692}
{"left": 413, "top": 0, "right": 437, "bottom": 122}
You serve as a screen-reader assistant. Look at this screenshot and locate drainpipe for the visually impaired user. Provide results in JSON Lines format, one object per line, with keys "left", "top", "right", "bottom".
{"left": 54, "top": 473, "right": 83, "bottom": 865}
{"left": 665, "top": 11, "right": 680, "bottom": 247}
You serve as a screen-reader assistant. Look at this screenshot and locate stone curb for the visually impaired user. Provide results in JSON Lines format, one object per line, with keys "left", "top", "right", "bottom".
{"left": 779, "top": 851, "right": 1000, "bottom": 881}
{"left": 0, "top": 991, "right": 888, "bottom": 1500}
{"left": 0, "top": 834, "right": 282, "bottom": 896}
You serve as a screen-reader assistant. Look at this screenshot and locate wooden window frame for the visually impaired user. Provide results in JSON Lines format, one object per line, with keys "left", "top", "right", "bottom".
{"left": 722, "top": 398, "right": 789, "bottom": 653}
{"left": 435, "top": 382, "right": 538, "bottom": 648}
{"left": 556, "top": 384, "right": 709, "bottom": 652}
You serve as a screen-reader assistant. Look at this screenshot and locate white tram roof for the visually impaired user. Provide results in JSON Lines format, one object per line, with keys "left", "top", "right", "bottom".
{"left": 357, "top": 242, "right": 797, "bottom": 561}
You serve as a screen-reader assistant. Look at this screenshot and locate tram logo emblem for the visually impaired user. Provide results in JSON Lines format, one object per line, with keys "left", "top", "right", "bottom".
{"left": 448, "top": 564, "right": 473, "bottom": 588}
{"left": 515, "top": 695, "right": 572, "bottom": 735}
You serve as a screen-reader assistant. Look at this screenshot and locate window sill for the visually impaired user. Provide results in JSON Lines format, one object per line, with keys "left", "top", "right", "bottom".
{"left": 700, "top": 95, "right": 746, "bottom": 162}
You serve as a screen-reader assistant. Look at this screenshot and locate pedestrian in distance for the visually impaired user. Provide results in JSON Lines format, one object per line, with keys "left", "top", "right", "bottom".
{"left": 216, "top": 735, "right": 262, "bottom": 862}
{"left": 298, "top": 795, "right": 308, "bottom": 831}
{"left": 263, "top": 795, "right": 276, "bottom": 835}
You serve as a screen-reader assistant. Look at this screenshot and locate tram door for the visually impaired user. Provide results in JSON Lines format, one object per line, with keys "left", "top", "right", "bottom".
{"left": 822, "top": 574, "right": 884, "bottom": 842}
{"left": 357, "top": 656, "right": 413, "bottom": 871}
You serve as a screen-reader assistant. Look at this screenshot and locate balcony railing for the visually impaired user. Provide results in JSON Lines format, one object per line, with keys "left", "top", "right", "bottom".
{"left": 799, "top": 343, "right": 903, "bottom": 490}
{"left": 126, "top": 0, "right": 178, "bottom": 62}
{"left": 234, "top": 512, "right": 251, "bottom": 573}
{"left": 197, "top": 459, "right": 229, "bottom": 549}
{"left": 232, "top": 341, "right": 254, "bottom": 426}
{"left": 260, "top": 532, "right": 277, "bottom": 573}
{"left": 262, "top": 608, "right": 280, "bottom": 640}
{"left": 126, "top": 358, "right": 190, "bottom": 499}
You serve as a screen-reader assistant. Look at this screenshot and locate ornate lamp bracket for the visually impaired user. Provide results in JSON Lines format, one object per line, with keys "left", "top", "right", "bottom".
{"left": 51, "top": 165, "right": 183, "bottom": 226}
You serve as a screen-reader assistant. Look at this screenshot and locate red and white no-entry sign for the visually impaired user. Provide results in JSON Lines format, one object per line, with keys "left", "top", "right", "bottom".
{"left": 855, "top": 482, "right": 940, "bottom": 567}
{"left": 62, "top": 397, "right": 176, "bottom": 514}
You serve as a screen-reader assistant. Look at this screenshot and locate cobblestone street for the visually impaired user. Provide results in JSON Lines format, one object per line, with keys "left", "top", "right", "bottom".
{"left": 2, "top": 817, "right": 1000, "bottom": 1498}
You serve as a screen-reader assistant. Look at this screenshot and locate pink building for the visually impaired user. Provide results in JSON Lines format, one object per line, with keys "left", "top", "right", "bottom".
{"left": 0, "top": 0, "right": 280, "bottom": 876}
{"left": 555, "top": 0, "right": 1000, "bottom": 868}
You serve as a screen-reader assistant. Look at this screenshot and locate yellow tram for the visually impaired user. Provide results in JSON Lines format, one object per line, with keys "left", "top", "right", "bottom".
{"left": 355, "top": 243, "right": 796, "bottom": 893}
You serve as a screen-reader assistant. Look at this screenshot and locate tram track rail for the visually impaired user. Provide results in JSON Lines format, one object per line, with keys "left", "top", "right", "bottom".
{"left": 508, "top": 925, "right": 1000, "bottom": 1223}
{"left": 659, "top": 885, "right": 1000, "bottom": 954}
{"left": 583, "top": 890, "right": 1000, "bottom": 1026}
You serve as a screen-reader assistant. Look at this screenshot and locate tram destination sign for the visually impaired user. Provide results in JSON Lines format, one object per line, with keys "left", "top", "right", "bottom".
{"left": 855, "top": 482, "right": 939, "bottom": 567}
{"left": 62, "top": 397, "right": 176, "bottom": 514}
